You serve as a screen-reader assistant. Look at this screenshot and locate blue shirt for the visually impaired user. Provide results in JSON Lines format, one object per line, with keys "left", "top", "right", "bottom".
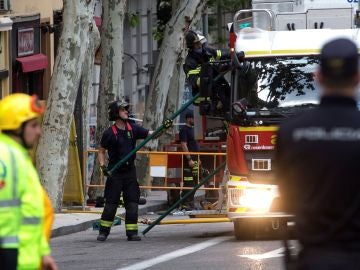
{"left": 179, "top": 125, "right": 199, "bottom": 152}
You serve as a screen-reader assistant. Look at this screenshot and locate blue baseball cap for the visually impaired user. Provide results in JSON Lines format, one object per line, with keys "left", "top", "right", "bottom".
{"left": 320, "top": 38, "right": 359, "bottom": 79}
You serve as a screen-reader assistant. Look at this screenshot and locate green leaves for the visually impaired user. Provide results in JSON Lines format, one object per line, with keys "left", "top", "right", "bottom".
{"left": 128, "top": 13, "right": 140, "bottom": 27}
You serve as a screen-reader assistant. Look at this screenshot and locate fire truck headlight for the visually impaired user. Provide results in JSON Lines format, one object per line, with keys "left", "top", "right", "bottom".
{"left": 238, "top": 187, "right": 275, "bottom": 212}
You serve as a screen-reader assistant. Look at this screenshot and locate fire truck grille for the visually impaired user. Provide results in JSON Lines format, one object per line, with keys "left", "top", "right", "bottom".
{"left": 228, "top": 188, "right": 243, "bottom": 206}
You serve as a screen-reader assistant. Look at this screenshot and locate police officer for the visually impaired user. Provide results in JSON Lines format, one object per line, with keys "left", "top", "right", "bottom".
{"left": 275, "top": 38, "right": 360, "bottom": 269}
{"left": 97, "top": 100, "right": 155, "bottom": 242}
{"left": 179, "top": 111, "right": 200, "bottom": 210}
{"left": 0, "top": 94, "right": 57, "bottom": 270}
{"left": 183, "top": 30, "right": 241, "bottom": 116}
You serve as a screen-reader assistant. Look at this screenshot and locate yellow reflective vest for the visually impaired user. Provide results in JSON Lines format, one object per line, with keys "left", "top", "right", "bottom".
{"left": 0, "top": 133, "right": 51, "bottom": 269}
{"left": 0, "top": 135, "right": 20, "bottom": 249}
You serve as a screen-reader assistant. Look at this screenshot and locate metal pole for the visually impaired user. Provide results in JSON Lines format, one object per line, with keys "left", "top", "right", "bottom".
{"left": 142, "top": 161, "right": 226, "bottom": 236}
{"left": 202, "top": 12, "right": 209, "bottom": 39}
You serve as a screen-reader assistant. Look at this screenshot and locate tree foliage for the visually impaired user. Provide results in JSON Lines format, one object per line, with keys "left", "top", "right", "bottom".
{"left": 154, "top": 0, "right": 173, "bottom": 45}
{"left": 237, "top": 56, "right": 318, "bottom": 109}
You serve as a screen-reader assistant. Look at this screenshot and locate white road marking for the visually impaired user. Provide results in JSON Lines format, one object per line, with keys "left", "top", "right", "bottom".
{"left": 239, "top": 247, "right": 286, "bottom": 260}
{"left": 116, "top": 236, "right": 232, "bottom": 270}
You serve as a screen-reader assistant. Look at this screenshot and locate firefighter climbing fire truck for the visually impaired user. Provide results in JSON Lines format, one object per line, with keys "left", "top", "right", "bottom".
{"left": 219, "top": 0, "right": 360, "bottom": 239}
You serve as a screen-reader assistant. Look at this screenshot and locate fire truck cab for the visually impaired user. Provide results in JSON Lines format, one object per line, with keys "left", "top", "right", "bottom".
{"left": 226, "top": 1, "right": 360, "bottom": 239}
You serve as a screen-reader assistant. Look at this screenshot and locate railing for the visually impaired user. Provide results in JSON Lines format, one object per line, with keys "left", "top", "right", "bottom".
{"left": 82, "top": 149, "right": 226, "bottom": 208}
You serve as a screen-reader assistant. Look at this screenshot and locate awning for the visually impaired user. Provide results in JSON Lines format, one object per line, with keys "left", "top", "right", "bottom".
{"left": 16, "top": 53, "right": 48, "bottom": 73}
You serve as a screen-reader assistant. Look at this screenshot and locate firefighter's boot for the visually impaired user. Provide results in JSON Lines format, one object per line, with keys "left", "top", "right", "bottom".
{"left": 127, "top": 234, "right": 141, "bottom": 241}
{"left": 126, "top": 223, "right": 141, "bottom": 241}
{"left": 125, "top": 202, "right": 140, "bottom": 241}
{"left": 97, "top": 225, "right": 110, "bottom": 242}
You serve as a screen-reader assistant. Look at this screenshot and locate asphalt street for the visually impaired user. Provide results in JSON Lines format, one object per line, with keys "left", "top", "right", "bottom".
{"left": 51, "top": 215, "right": 299, "bottom": 270}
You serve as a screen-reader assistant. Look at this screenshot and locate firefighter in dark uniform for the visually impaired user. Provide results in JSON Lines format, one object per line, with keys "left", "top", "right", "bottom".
{"left": 275, "top": 38, "right": 360, "bottom": 269}
{"left": 97, "top": 100, "right": 155, "bottom": 242}
{"left": 183, "top": 30, "right": 232, "bottom": 115}
{"left": 179, "top": 111, "right": 200, "bottom": 210}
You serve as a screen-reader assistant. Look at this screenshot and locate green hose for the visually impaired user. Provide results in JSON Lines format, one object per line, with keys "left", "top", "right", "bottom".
{"left": 108, "top": 93, "right": 200, "bottom": 175}
{"left": 108, "top": 64, "right": 230, "bottom": 175}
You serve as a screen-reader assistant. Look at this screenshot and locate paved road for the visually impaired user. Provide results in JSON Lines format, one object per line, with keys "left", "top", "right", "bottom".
{"left": 51, "top": 216, "right": 298, "bottom": 270}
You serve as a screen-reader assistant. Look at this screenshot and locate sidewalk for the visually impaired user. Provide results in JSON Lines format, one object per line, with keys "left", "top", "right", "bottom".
{"left": 51, "top": 190, "right": 168, "bottom": 238}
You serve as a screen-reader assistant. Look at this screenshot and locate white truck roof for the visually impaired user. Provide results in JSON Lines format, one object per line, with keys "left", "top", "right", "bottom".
{"left": 235, "top": 28, "right": 360, "bottom": 57}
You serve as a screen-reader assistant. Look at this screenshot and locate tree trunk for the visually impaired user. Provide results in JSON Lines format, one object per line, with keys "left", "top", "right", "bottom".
{"left": 137, "top": 0, "right": 206, "bottom": 188}
{"left": 36, "top": 0, "right": 99, "bottom": 212}
{"left": 158, "top": 48, "right": 187, "bottom": 150}
{"left": 88, "top": 0, "right": 127, "bottom": 202}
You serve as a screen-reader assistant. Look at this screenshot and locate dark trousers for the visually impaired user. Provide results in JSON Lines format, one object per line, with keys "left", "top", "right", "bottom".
{"left": 100, "top": 167, "right": 140, "bottom": 236}
{"left": 213, "top": 81, "right": 230, "bottom": 111}
{"left": 295, "top": 247, "right": 360, "bottom": 270}
{"left": 0, "top": 248, "right": 18, "bottom": 270}
{"left": 181, "top": 156, "right": 198, "bottom": 207}
{"left": 181, "top": 180, "right": 196, "bottom": 207}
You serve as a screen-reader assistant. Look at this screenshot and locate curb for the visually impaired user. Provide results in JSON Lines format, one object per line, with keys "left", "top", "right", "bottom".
{"left": 51, "top": 201, "right": 168, "bottom": 238}
{"left": 52, "top": 219, "right": 97, "bottom": 238}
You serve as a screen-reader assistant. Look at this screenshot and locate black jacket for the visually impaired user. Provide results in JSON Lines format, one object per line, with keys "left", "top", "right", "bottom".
{"left": 183, "top": 47, "right": 231, "bottom": 95}
{"left": 275, "top": 96, "right": 360, "bottom": 249}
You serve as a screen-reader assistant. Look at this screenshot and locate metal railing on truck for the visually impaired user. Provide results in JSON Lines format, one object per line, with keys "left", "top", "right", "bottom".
{"left": 82, "top": 149, "right": 226, "bottom": 208}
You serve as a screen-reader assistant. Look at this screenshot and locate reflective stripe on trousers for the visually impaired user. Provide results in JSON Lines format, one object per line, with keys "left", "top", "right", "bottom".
{"left": 100, "top": 220, "right": 113, "bottom": 228}
{"left": 125, "top": 224, "right": 138, "bottom": 231}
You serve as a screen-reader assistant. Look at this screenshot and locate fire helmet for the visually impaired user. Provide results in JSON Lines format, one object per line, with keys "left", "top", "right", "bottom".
{"left": 108, "top": 100, "right": 129, "bottom": 121}
{"left": 185, "top": 30, "right": 206, "bottom": 48}
{"left": 0, "top": 93, "right": 45, "bottom": 130}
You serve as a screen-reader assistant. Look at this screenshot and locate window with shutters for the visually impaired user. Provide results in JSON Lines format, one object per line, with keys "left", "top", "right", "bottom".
{"left": 252, "top": 159, "right": 271, "bottom": 171}
{"left": 245, "top": 135, "right": 258, "bottom": 144}
{"left": 0, "top": 0, "right": 9, "bottom": 11}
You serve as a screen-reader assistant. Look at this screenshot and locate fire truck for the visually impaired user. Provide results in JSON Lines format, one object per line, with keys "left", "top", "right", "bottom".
{"left": 218, "top": 0, "right": 360, "bottom": 239}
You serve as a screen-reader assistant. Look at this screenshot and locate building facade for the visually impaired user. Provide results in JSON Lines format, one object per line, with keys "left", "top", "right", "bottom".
{"left": 0, "top": 15, "right": 12, "bottom": 99}
{"left": 0, "top": 0, "right": 62, "bottom": 98}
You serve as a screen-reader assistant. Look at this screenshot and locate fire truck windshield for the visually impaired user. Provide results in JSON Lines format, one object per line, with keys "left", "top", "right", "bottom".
{"left": 236, "top": 56, "right": 320, "bottom": 110}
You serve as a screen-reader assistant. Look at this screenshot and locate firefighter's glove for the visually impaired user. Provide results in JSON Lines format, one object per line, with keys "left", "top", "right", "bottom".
{"left": 163, "top": 119, "right": 173, "bottom": 129}
{"left": 100, "top": 165, "right": 110, "bottom": 177}
{"left": 201, "top": 168, "right": 210, "bottom": 178}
